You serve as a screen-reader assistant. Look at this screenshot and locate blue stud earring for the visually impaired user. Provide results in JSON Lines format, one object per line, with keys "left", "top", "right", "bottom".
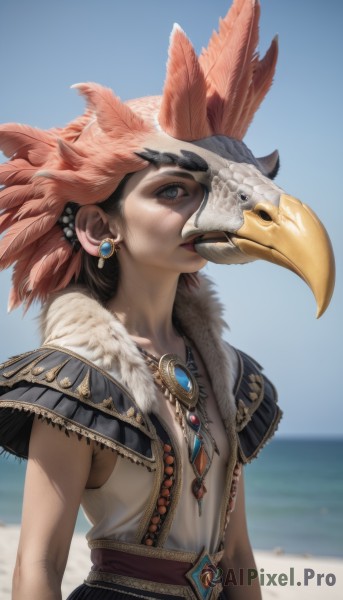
{"left": 97, "top": 238, "right": 118, "bottom": 269}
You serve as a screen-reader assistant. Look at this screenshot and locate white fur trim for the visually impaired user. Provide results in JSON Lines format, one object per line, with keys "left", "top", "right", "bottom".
{"left": 39, "top": 275, "right": 237, "bottom": 422}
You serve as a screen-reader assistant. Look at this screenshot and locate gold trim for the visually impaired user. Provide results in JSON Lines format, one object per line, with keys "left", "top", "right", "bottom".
{"left": 77, "top": 370, "right": 91, "bottom": 399}
{"left": 44, "top": 360, "right": 69, "bottom": 382}
{"left": 0, "top": 349, "right": 35, "bottom": 372}
{"left": 1, "top": 346, "right": 156, "bottom": 440}
{"left": 1, "top": 351, "right": 54, "bottom": 379}
{"left": 185, "top": 547, "right": 223, "bottom": 600}
{"left": 155, "top": 416, "right": 183, "bottom": 548}
{"left": 42, "top": 345, "right": 157, "bottom": 438}
{"left": 159, "top": 354, "right": 199, "bottom": 409}
{"left": 86, "top": 569, "right": 222, "bottom": 600}
{"left": 60, "top": 377, "right": 72, "bottom": 389}
{"left": 135, "top": 434, "right": 164, "bottom": 544}
{"left": 88, "top": 538, "right": 223, "bottom": 564}
{"left": 0, "top": 400, "right": 157, "bottom": 470}
{"left": 31, "top": 367, "right": 44, "bottom": 376}
{"left": 216, "top": 432, "right": 239, "bottom": 551}
{"left": 236, "top": 402, "right": 283, "bottom": 464}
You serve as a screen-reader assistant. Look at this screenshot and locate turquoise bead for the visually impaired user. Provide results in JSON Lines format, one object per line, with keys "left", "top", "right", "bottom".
{"left": 100, "top": 241, "right": 112, "bottom": 257}
{"left": 174, "top": 366, "right": 192, "bottom": 392}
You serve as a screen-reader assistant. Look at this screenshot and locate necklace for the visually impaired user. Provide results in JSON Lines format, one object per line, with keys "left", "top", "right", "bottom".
{"left": 137, "top": 341, "right": 219, "bottom": 516}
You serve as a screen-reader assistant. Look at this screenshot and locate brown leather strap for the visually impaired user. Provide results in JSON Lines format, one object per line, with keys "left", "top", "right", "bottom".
{"left": 91, "top": 547, "right": 193, "bottom": 585}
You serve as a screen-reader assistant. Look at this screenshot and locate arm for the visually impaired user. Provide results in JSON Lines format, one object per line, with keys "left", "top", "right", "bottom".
{"left": 12, "top": 417, "right": 93, "bottom": 600}
{"left": 219, "top": 470, "right": 262, "bottom": 600}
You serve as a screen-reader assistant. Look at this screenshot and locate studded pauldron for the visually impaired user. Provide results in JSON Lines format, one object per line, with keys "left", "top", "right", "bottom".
{"left": 0, "top": 345, "right": 281, "bottom": 466}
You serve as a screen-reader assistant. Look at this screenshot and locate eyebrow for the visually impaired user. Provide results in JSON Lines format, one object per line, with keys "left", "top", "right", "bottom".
{"left": 149, "top": 169, "right": 196, "bottom": 181}
{"left": 135, "top": 148, "right": 209, "bottom": 172}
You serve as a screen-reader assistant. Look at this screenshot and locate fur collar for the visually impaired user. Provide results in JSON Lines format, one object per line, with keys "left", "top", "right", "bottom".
{"left": 39, "top": 275, "right": 237, "bottom": 435}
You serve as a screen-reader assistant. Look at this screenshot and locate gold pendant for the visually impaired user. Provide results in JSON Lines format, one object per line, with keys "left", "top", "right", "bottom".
{"left": 158, "top": 353, "right": 199, "bottom": 409}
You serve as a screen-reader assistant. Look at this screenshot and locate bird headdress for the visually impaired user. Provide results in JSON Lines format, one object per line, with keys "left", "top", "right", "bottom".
{"left": 0, "top": 0, "right": 335, "bottom": 313}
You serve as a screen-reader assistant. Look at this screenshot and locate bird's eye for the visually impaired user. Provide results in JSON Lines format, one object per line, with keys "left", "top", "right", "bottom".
{"left": 238, "top": 192, "right": 249, "bottom": 202}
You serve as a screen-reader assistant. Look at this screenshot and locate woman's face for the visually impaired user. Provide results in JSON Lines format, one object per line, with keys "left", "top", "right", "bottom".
{"left": 114, "top": 163, "right": 208, "bottom": 275}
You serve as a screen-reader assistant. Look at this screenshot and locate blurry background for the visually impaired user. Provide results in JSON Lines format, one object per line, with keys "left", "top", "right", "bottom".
{"left": 0, "top": 0, "right": 342, "bottom": 556}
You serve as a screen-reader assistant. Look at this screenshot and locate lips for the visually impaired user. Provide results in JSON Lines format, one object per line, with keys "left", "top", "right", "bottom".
{"left": 194, "top": 232, "right": 230, "bottom": 244}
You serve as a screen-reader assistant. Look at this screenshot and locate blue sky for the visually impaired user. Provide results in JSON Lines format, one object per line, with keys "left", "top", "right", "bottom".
{"left": 0, "top": 0, "right": 342, "bottom": 437}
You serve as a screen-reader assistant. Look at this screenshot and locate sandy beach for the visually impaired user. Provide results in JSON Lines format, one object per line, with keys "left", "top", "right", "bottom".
{"left": 0, "top": 525, "right": 342, "bottom": 599}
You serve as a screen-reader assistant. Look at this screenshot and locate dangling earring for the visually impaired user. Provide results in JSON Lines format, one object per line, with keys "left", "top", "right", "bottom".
{"left": 97, "top": 238, "right": 118, "bottom": 269}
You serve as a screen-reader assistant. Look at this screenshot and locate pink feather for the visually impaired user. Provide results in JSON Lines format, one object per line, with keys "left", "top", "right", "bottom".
{"left": 8, "top": 240, "right": 41, "bottom": 311}
{"left": 235, "top": 36, "right": 278, "bottom": 139}
{"left": 72, "top": 83, "right": 152, "bottom": 138}
{"left": 0, "top": 209, "right": 60, "bottom": 264}
{"left": 159, "top": 25, "right": 211, "bottom": 140}
{"left": 0, "top": 185, "right": 33, "bottom": 210}
{"left": 0, "top": 160, "right": 37, "bottom": 186}
{"left": 28, "top": 229, "right": 72, "bottom": 289}
{"left": 199, "top": 0, "right": 247, "bottom": 82}
{"left": 202, "top": 0, "right": 258, "bottom": 134}
{"left": 0, "top": 123, "right": 56, "bottom": 161}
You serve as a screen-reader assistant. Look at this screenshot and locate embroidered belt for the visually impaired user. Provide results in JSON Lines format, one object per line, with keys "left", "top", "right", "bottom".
{"left": 86, "top": 539, "right": 224, "bottom": 600}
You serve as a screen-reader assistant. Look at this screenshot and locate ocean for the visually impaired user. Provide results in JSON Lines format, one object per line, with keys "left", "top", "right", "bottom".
{"left": 0, "top": 438, "right": 342, "bottom": 557}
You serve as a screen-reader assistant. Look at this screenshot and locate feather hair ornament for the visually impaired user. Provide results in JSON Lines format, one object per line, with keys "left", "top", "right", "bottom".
{"left": 0, "top": 0, "right": 278, "bottom": 309}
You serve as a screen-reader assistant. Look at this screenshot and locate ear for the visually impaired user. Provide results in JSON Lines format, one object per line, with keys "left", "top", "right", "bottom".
{"left": 75, "top": 205, "right": 122, "bottom": 256}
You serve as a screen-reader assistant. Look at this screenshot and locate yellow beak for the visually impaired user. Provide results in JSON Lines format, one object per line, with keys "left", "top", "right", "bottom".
{"left": 232, "top": 194, "right": 335, "bottom": 317}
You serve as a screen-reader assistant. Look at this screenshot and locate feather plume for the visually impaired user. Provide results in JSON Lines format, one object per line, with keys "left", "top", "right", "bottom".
{"left": 199, "top": 0, "right": 247, "bottom": 81}
{"left": 0, "top": 123, "right": 56, "bottom": 161}
{"left": 55, "top": 108, "right": 94, "bottom": 143}
{"left": 53, "top": 251, "right": 82, "bottom": 291}
{"left": 126, "top": 96, "right": 161, "bottom": 128}
{"left": 220, "top": 3, "right": 260, "bottom": 134}
{"left": 159, "top": 25, "right": 210, "bottom": 140}
{"left": 72, "top": 83, "right": 152, "bottom": 138}
{"left": 57, "top": 139, "right": 86, "bottom": 169}
{"left": 0, "top": 185, "right": 34, "bottom": 211}
{"left": 234, "top": 36, "right": 278, "bottom": 139}
{"left": 0, "top": 209, "right": 16, "bottom": 236}
{"left": 28, "top": 229, "right": 72, "bottom": 290}
{"left": 197, "top": 0, "right": 277, "bottom": 139}
{"left": 0, "top": 161, "right": 38, "bottom": 186}
{"left": 0, "top": 210, "right": 60, "bottom": 264}
{"left": 201, "top": 0, "right": 258, "bottom": 134}
{"left": 15, "top": 196, "right": 59, "bottom": 219}
{"left": 8, "top": 240, "right": 42, "bottom": 311}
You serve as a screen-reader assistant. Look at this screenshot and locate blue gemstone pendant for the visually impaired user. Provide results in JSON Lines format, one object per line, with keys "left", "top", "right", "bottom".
{"left": 158, "top": 353, "right": 199, "bottom": 409}
{"left": 174, "top": 366, "right": 193, "bottom": 392}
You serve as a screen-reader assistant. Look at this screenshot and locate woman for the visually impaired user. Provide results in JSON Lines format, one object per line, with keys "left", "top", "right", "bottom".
{"left": 0, "top": 1, "right": 334, "bottom": 599}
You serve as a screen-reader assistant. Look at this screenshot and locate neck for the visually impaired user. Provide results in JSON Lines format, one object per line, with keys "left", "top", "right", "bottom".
{"left": 106, "top": 267, "right": 185, "bottom": 358}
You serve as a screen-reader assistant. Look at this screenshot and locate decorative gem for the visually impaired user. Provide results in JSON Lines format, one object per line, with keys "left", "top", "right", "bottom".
{"left": 137, "top": 341, "right": 219, "bottom": 516}
{"left": 97, "top": 238, "right": 118, "bottom": 269}
{"left": 185, "top": 549, "right": 222, "bottom": 600}
{"left": 158, "top": 353, "right": 199, "bottom": 409}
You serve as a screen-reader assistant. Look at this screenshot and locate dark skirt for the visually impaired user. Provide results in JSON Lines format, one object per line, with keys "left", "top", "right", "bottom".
{"left": 67, "top": 580, "right": 226, "bottom": 600}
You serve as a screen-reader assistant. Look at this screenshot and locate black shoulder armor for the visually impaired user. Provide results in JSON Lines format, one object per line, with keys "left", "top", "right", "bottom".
{"left": 234, "top": 350, "right": 283, "bottom": 464}
{"left": 0, "top": 346, "right": 158, "bottom": 469}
